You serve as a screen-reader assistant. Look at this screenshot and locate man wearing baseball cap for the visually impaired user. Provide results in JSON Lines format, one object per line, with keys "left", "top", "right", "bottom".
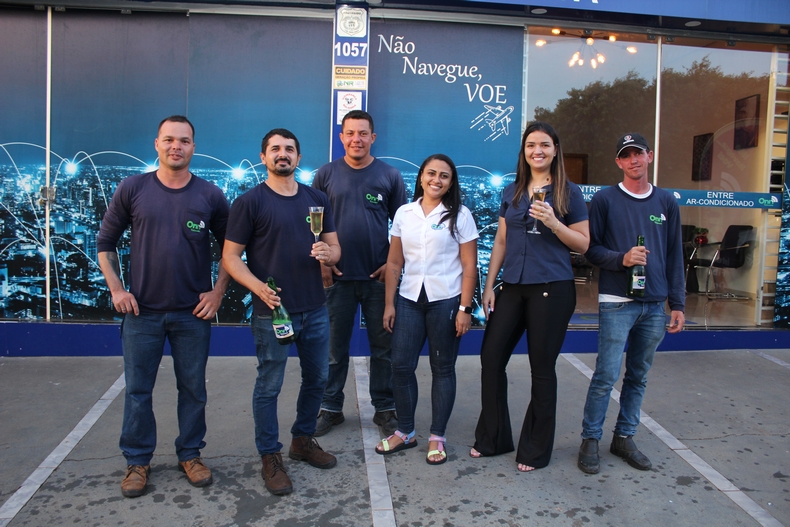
{"left": 577, "top": 133, "right": 685, "bottom": 475}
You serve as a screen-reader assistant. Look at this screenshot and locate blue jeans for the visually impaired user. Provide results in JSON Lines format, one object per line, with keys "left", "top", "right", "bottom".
{"left": 252, "top": 305, "right": 329, "bottom": 455}
{"left": 322, "top": 280, "right": 394, "bottom": 413}
{"left": 390, "top": 291, "right": 461, "bottom": 437}
{"left": 120, "top": 310, "right": 211, "bottom": 466}
{"left": 582, "top": 301, "right": 667, "bottom": 440}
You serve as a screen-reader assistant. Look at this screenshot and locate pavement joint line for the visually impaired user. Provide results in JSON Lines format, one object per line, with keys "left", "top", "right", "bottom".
{"left": 0, "top": 372, "right": 126, "bottom": 527}
{"left": 353, "top": 356, "right": 397, "bottom": 527}
{"left": 749, "top": 349, "right": 790, "bottom": 369}
{"left": 563, "top": 353, "right": 782, "bottom": 527}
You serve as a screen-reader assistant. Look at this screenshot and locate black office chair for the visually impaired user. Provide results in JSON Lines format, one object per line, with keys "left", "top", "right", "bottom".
{"left": 571, "top": 251, "right": 594, "bottom": 284}
{"left": 681, "top": 224, "right": 696, "bottom": 252}
{"left": 687, "top": 225, "right": 753, "bottom": 299}
{"left": 681, "top": 224, "right": 698, "bottom": 292}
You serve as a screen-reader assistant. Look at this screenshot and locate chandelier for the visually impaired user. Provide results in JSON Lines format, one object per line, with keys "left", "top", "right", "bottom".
{"left": 535, "top": 29, "right": 638, "bottom": 69}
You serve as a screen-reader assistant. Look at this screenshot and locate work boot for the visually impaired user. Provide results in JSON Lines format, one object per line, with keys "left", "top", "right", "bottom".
{"left": 373, "top": 410, "right": 399, "bottom": 436}
{"left": 314, "top": 410, "right": 345, "bottom": 437}
{"left": 178, "top": 457, "right": 213, "bottom": 487}
{"left": 289, "top": 436, "right": 337, "bottom": 469}
{"left": 610, "top": 434, "right": 652, "bottom": 470}
{"left": 577, "top": 438, "right": 600, "bottom": 474}
{"left": 121, "top": 464, "right": 150, "bottom": 498}
{"left": 261, "top": 453, "right": 293, "bottom": 496}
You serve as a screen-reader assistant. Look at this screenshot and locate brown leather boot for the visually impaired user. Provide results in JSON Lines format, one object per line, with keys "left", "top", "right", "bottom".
{"left": 178, "top": 457, "right": 213, "bottom": 487}
{"left": 121, "top": 465, "right": 150, "bottom": 498}
{"left": 289, "top": 436, "right": 337, "bottom": 469}
{"left": 261, "top": 453, "right": 293, "bottom": 496}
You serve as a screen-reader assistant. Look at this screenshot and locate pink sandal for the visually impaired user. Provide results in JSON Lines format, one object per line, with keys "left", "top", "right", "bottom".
{"left": 376, "top": 430, "right": 417, "bottom": 455}
{"left": 427, "top": 435, "right": 447, "bottom": 465}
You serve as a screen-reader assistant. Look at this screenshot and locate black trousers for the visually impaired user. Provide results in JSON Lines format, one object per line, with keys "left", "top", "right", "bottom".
{"left": 473, "top": 280, "right": 575, "bottom": 468}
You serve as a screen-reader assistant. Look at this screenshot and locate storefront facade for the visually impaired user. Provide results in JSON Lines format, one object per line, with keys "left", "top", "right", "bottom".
{"left": 0, "top": 0, "right": 788, "bottom": 354}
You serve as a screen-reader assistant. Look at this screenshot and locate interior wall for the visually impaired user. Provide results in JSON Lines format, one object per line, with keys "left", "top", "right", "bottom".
{"left": 659, "top": 41, "right": 775, "bottom": 296}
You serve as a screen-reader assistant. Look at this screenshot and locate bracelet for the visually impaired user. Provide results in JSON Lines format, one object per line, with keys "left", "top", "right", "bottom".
{"left": 551, "top": 221, "right": 560, "bottom": 234}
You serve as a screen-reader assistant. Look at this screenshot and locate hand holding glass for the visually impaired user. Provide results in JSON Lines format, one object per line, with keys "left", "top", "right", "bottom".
{"left": 309, "top": 206, "right": 324, "bottom": 242}
{"left": 528, "top": 187, "right": 546, "bottom": 235}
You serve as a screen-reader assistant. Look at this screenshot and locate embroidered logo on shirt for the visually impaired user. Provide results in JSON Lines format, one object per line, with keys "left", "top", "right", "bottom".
{"left": 431, "top": 223, "right": 445, "bottom": 230}
{"left": 365, "top": 193, "right": 383, "bottom": 204}
{"left": 649, "top": 213, "right": 666, "bottom": 225}
{"left": 186, "top": 220, "right": 205, "bottom": 233}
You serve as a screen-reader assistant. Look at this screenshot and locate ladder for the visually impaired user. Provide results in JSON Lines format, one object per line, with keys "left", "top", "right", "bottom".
{"left": 757, "top": 50, "right": 789, "bottom": 326}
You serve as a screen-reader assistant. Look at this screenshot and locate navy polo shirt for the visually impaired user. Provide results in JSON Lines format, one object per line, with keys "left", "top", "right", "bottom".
{"left": 500, "top": 182, "right": 588, "bottom": 284}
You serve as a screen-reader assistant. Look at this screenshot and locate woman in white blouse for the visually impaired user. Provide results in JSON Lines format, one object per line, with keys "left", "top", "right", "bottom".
{"left": 374, "top": 154, "right": 479, "bottom": 465}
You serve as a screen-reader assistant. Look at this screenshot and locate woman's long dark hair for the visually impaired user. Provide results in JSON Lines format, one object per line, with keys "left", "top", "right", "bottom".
{"left": 412, "top": 153, "right": 462, "bottom": 239}
{"left": 513, "top": 121, "right": 571, "bottom": 216}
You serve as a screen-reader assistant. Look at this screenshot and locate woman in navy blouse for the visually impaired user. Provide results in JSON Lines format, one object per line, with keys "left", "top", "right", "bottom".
{"left": 470, "top": 122, "right": 590, "bottom": 471}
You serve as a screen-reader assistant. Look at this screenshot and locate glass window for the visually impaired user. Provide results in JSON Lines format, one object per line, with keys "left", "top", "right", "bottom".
{"left": 526, "top": 27, "right": 658, "bottom": 186}
{"left": 661, "top": 38, "right": 777, "bottom": 327}
{"left": 526, "top": 27, "right": 660, "bottom": 327}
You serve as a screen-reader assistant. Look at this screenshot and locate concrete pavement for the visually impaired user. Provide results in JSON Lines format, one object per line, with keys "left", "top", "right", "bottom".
{"left": 0, "top": 348, "right": 788, "bottom": 526}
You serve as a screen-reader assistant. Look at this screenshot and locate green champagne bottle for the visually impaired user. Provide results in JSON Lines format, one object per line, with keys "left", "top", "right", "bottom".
{"left": 266, "top": 276, "right": 296, "bottom": 345}
{"left": 627, "top": 235, "right": 646, "bottom": 297}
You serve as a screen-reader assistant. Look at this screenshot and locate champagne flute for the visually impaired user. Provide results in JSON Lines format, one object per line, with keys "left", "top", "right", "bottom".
{"left": 528, "top": 187, "right": 546, "bottom": 235}
{"left": 309, "top": 206, "right": 324, "bottom": 242}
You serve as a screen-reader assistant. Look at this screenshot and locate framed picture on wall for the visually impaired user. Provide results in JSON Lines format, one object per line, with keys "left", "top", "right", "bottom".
{"left": 692, "top": 133, "right": 713, "bottom": 181}
{"left": 734, "top": 94, "right": 760, "bottom": 150}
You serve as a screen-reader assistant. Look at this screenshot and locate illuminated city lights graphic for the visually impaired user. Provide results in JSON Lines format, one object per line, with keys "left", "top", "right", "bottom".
{"left": 1, "top": 145, "right": 511, "bottom": 324}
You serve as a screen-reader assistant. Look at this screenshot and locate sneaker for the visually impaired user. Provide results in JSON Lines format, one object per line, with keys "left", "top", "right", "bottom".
{"left": 261, "top": 453, "right": 293, "bottom": 496}
{"left": 314, "top": 410, "right": 345, "bottom": 437}
{"left": 610, "top": 434, "right": 652, "bottom": 471}
{"left": 289, "top": 436, "right": 337, "bottom": 469}
{"left": 577, "top": 438, "right": 600, "bottom": 474}
{"left": 121, "top": 464, "right": 150, "bottom": 498}
{"left": 373, "top": 410, "right": 398, "bottom": 436}
{"left": 178, "top": 457, "right": 213, "bottom": 487}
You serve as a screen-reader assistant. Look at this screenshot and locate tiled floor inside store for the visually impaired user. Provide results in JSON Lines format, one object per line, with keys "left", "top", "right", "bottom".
{"left": 570, "top": 277, "right": 758, "bottom": 329}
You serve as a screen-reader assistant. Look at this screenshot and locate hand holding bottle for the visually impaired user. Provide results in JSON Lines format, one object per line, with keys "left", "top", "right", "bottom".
{"left": 267, "top": 277, "right": 296, "bottom": 345}
{"left": 623, "top": 245, "right": 649, "bottom": 267}
{"left": 627, "top": 235, "right": 647, "bottom": 297}
{"left": 259, "top": 279, "right": 281, "bottom": 310}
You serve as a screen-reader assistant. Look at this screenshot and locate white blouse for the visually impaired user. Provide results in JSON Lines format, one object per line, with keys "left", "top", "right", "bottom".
{"left": 390, "top": 199, "right": 479, "bottom": 302}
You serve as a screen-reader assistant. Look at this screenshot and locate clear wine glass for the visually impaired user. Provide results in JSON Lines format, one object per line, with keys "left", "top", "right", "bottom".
{"left": 528, "top": 187, "right": 546, "bottom": 235}
{"left": 309, "top": 206, "right": 324, "bottom": 242}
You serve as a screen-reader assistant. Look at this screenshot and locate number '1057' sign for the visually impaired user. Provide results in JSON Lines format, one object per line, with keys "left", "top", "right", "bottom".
{"left": 334, "top": 41, "right": 369, "bottom": 61}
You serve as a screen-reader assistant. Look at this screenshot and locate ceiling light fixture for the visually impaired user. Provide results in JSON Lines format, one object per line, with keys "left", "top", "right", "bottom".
{"left": 537, "top": 30, "right": 637, "bottom": 69}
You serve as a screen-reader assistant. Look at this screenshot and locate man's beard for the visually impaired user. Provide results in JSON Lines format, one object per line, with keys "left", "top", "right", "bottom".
{"left": 272, "top": 162, "right": 295, "bottom": 177}
{"left": 273, "top": 159, "right": 296, "bottom": 177}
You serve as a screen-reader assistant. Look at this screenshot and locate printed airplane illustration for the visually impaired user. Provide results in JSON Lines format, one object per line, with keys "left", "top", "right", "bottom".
{"left": 470, "top": 104, "right": 514, "bottom": 141}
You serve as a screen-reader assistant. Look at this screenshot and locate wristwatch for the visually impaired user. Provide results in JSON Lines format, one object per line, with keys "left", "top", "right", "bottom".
{"left": 459, "top": 305, "right": 473, "bottom": 314}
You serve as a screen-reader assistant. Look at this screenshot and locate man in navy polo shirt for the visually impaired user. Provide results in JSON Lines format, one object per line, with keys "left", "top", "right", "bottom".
{"left": 312, "top": 110, "right": 405, "bottom": 437}
{"left": 577, "top": 133, "right": 685, "bottom": 475}
{"left": 222, "top": 128, "right": 341, "bottom": 496}
{"left": 97, "top": 115, "right": 230, "bottom": 498}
